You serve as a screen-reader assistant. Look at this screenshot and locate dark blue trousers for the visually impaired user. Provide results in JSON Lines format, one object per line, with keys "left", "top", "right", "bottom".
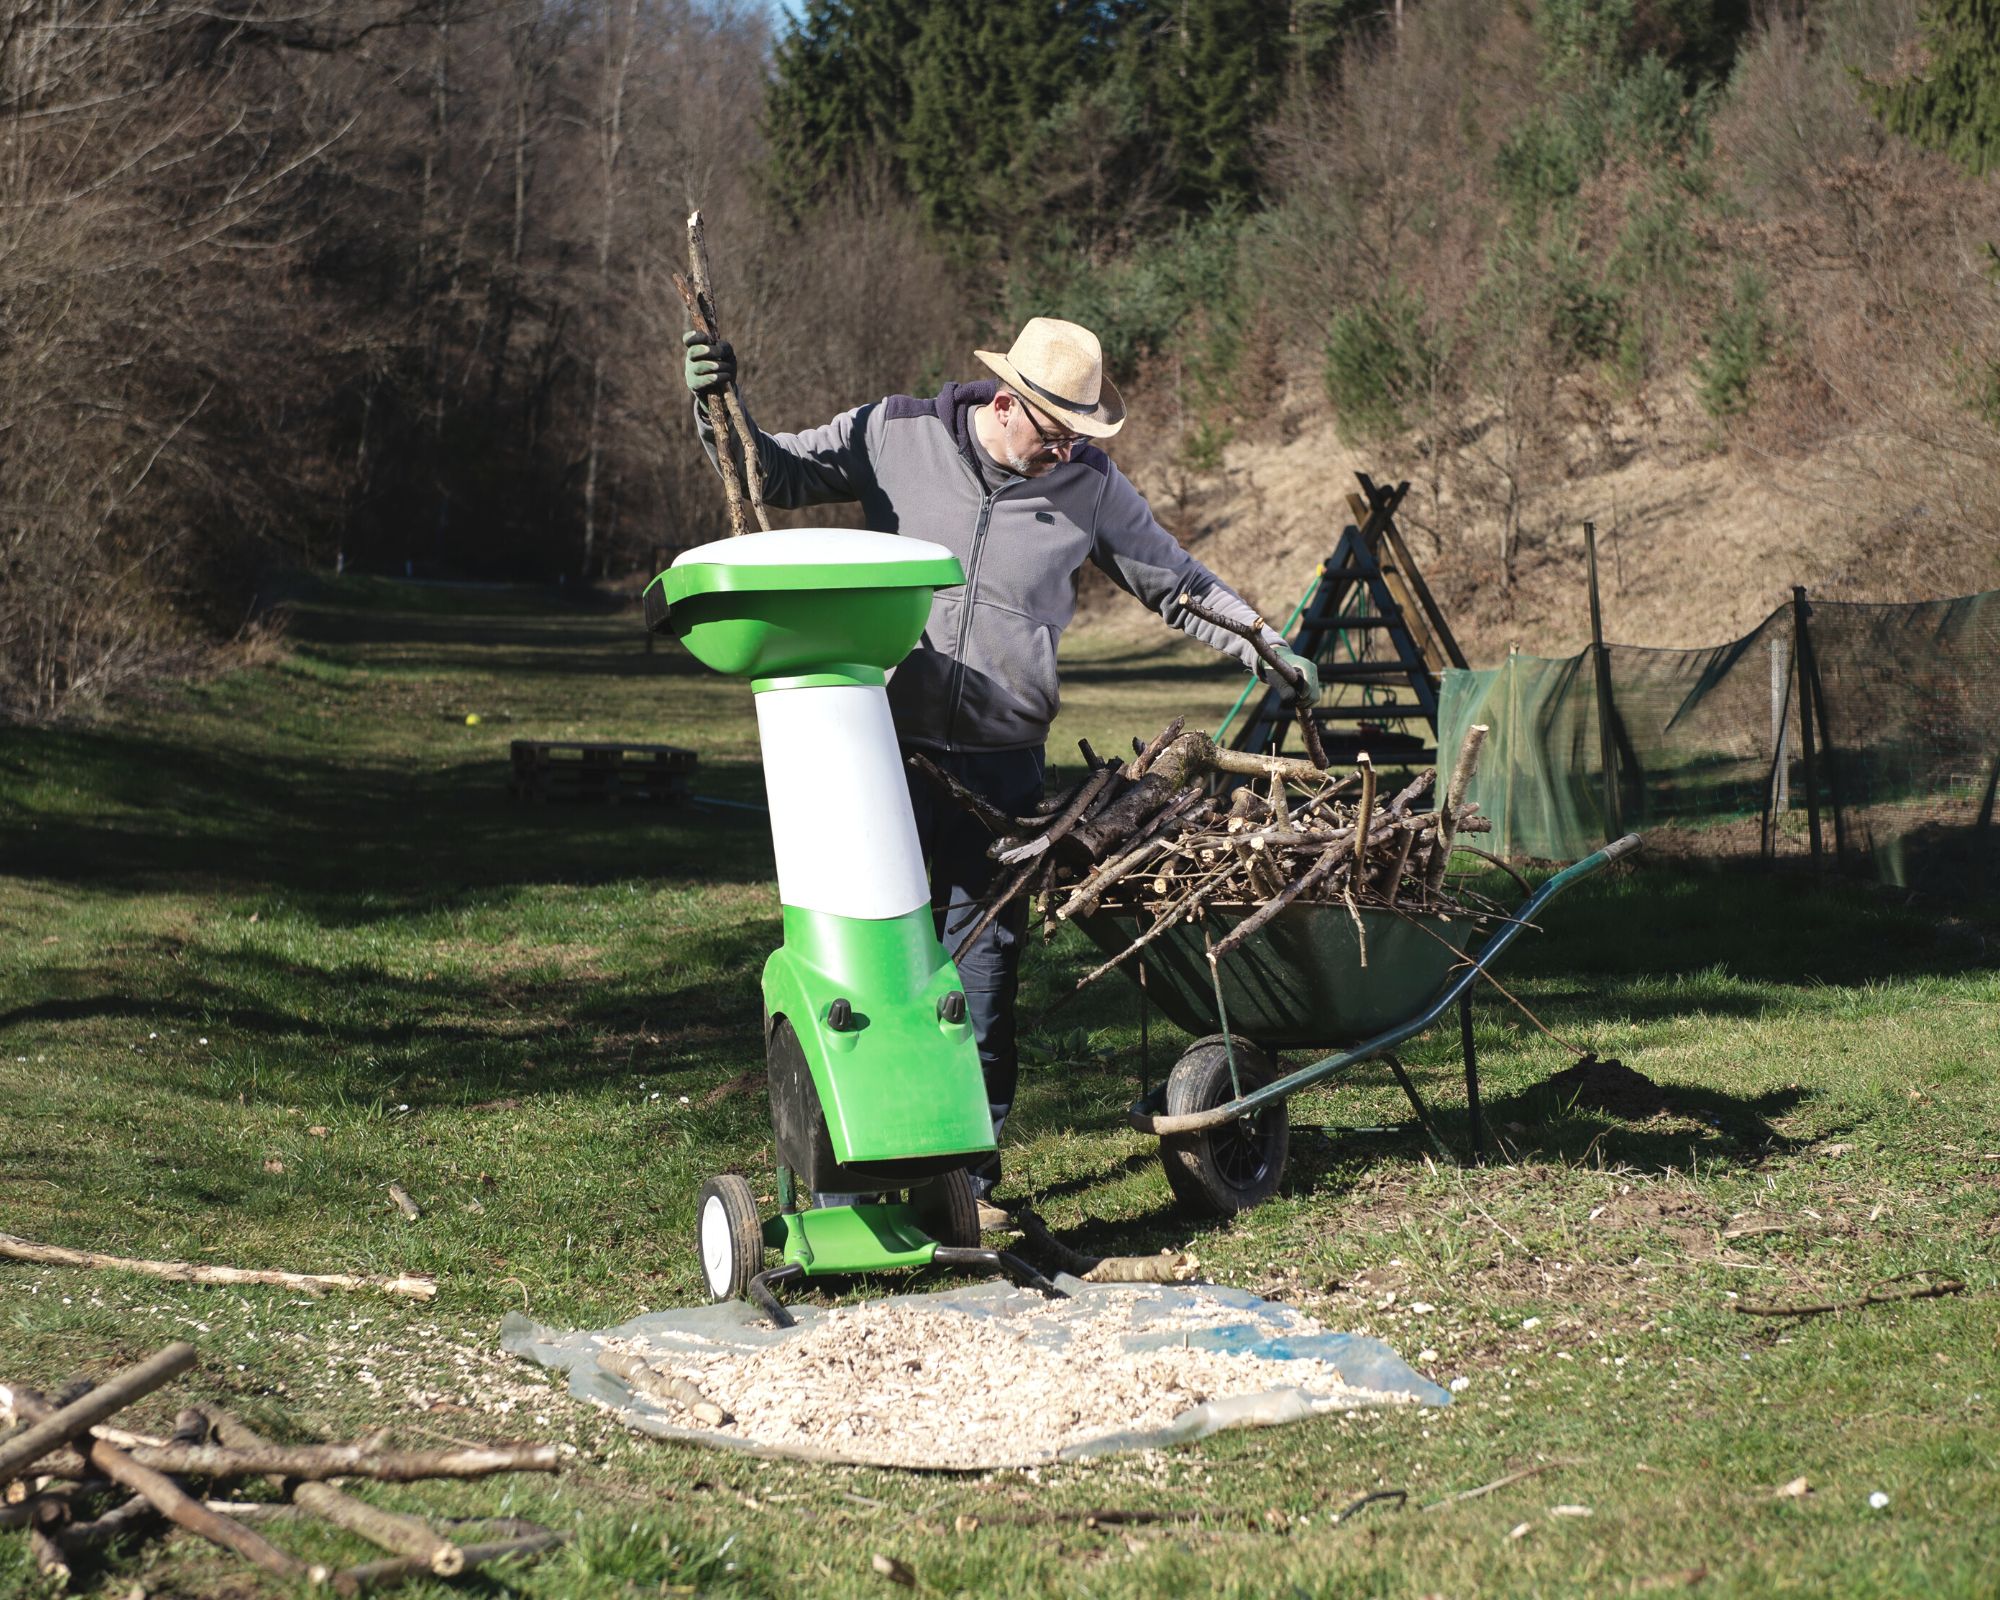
{"left": 904, "top": 744, "right": 1045, "bottom": 1188}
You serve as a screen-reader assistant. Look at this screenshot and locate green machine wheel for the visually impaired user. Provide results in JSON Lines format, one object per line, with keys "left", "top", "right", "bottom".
{"left": 1159, "top": 1038, "right": 1290, "bottom": 1216}
{"left": 696, "top": 1175, "right": 766, "bottom": 1302}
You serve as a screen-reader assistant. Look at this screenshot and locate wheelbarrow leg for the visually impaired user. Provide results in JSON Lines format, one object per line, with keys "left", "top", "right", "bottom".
{"left": 1380, "top": 1054, "right": 1455, "bottom": 1167}
{"left": 1461, "top": 988, "right": 1484, "bottom": 1166}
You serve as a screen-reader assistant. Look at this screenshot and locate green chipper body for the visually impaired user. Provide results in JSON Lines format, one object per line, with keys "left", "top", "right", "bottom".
{"left": 646, "top": 528, "right": 1059, "bottom": 1319}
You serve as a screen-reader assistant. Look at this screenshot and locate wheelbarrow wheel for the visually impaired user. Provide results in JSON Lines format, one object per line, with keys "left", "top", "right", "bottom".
{"left": 912, "top": 1168, "right": 981, "bottom": 1249}
{"left": 1159, "top": 1038, "right": 1289, "bottom": 1216}
{"left": 696, "top": 1174, "right": 765, "bottom": 1302}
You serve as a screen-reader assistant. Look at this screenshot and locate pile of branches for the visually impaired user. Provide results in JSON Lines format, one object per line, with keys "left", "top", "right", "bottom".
{"left": 1, "top": 1342, "right": 562, "bottom": 1595}
{"left": 910, "top": 720, "right": 1495, "bottom": 993}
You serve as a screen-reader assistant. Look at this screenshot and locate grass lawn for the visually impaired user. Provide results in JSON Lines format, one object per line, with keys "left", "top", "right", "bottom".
{"left": 2, "top": 577, "right": 1996, "bottom": 1598}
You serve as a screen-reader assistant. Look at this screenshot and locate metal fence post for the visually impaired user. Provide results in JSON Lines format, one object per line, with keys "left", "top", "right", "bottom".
{"left": 1792, "top": 587, "right": 1823, "bottom": 872}
{"left": 1769, "top": 636, "right": 1789, "bottom": 814}
{"left": 1586, "top": 523, "right": 1621, "bottom": 843}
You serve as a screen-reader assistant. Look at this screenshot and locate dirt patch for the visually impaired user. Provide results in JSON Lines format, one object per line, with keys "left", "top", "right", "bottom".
{"left": 1544, "top": 1056, "right": 1672, "bottom": 1120}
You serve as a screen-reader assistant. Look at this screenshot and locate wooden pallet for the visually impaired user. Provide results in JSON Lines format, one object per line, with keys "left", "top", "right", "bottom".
{"left": 509, "top": 740, "right": 697, "bottom": 805}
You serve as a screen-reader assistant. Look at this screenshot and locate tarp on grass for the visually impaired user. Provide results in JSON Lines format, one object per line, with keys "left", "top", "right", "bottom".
{"left": 502, "top": 1277, "right": 1449, "bottom": 1471}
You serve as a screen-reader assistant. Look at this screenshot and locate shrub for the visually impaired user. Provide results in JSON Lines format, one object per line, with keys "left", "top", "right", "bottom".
{"left": 1323, "top": 286, "right": 1433, "bottom": 440}
{"left": 1694, "top": 266, "right": 1776, "bottom": 417}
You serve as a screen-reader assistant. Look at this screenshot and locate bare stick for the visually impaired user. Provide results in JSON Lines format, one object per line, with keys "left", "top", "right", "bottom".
{"left": 109, "top": 1440, "right": 561, "bottom": 1484}
{"left": 1011, "top": 1206, "right": 1198, "bottom": 1283}
{"left": 1732, "top": 1270, "right": 1965, "bottom": 1319}
{"left": 671, "top": 268, "right": 748, "bottom": 536}
{"left": 1424, "top": 723, "right": 1488, "bottom": 895}
{"left": 1072, "top": 867, "right": 1237, "bottom": 991}
{"left": 905, "top": 753, "right": 1017, "bottom": 836}
{"left": 1421, "top": 1458, "right": 1577, "bottom": 1512}
{"left": 0, "top": 1343, "right": 196, "bottom": 1486}
{"left": 1203, "top": 828, "right": 1355, "bottom": 968}
{"left": 685, "top": 210, "right": 770, "bottom": 533}
{"left": 1207, "top": 747, "right": 1352, "bottom": 785}
{"left": 1177, "top": 592, "right": 1328, "bottom": 768}
{"left": 1055, "top": 791, "right": 1203, "bottom": 921}
{"left": 1128, "top": 717, "right": 1185, "bottom": 779}
{"left": 210, "top": 1410, "right": 466, "bottom": 1577}
{"left": 994, "top": 761, "right": 1119, "bottom": 865}
{"left": 386, "top": 1183, "right": 421, "bottom": 1222}
{"left": 29, "top": 1514, "right": 70, "bottom": 1587}
{"left": 11, "top": 1391, "right": 314, "bottom": 1585}
{"left": 60, "top": 1406, "right": 212, "bottom": 1552}
{"left": 0, "top": 1233, "right": 436, "bottom": 1300}
{"left": 950, "top": 854, "right": 1044, "bottom": 965}
{"left": 596, "top": 1352, "right": 728, "bottom": 1427}
{"left": 331, "top": 1527, "right": 562, "bottom": 1597}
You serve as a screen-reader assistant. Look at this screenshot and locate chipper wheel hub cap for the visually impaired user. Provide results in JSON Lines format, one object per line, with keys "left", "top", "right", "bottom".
{"left": 700, "top": 1195, "right": 737, "bottom": 1298}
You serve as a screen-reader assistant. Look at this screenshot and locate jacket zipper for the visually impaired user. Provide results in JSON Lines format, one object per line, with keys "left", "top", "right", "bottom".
{"left": 943, "top": 487, "right": 998, "bottom": 751}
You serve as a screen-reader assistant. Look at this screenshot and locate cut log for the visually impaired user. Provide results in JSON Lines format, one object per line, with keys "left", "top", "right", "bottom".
{"left": 596, "top": 1352, "right": 728, "bottom": 1427}
{"left": 0, "top": 1233, "right": 435, "bottom": 1300}
{"left": 0, "top": 1343, "right": 196, "bottom": 1486}
{"left": 330, "top": 1526, "right": 561, "bottom": 1597}
{"left": 209, "top": 1409, "right": 466, "bottom": 1576}
{"left": 11, "top": 1390, "right": 315, "bottom": 1586}
{"left": 110, "top": 1440, "right": 561, "bottom": 1484}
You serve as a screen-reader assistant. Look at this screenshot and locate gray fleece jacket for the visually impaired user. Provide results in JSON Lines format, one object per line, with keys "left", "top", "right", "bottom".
{"left": 698, "top": 379, "right": 1281, "bottom": 752}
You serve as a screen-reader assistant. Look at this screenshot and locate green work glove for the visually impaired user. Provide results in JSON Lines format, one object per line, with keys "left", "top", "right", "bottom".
{"left": 1259, "top": 644, "right": 1320, "bottom": 706}
{"left": 682, "top": 328, "right": 737, "bottom": 399}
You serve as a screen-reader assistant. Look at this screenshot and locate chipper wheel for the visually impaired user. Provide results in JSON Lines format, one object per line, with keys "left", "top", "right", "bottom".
{"left": 911, "top": 1168, "right": 982, "bottom": 1249}
{"left": 696, "top": 1174, "right": 766, "bottom": 1302}
{"left": 1159, "top": 1037, "right": 1290, "bottom": 1217}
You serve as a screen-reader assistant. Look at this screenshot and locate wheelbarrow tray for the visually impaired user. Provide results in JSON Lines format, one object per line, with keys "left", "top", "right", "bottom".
{"left": 1074, "top": 901, "right": 1479, "bottom": 1048}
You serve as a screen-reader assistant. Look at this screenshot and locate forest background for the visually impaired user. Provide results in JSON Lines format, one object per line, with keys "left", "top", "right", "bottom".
{"left": 6, "top": 0, "right": 2000, "bottom": 722}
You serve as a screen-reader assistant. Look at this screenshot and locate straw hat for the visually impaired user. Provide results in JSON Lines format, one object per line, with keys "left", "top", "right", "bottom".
{"left": 974, "top": 317, "right": 1125, "bottom": 439}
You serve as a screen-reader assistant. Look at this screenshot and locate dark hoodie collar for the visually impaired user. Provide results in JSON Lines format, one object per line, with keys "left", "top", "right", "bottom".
{"left": 938, "top": 378, "right": 998, "bottom": 464}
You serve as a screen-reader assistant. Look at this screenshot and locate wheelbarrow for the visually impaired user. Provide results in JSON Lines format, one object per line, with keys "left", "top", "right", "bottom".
{"left": 1074, "top": 834, "right": 1642, "bottom": 1214}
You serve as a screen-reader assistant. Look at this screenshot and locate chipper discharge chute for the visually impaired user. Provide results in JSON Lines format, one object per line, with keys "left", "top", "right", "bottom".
{"left": 644, "top": 529, "right": 1062, "bottom": 1325}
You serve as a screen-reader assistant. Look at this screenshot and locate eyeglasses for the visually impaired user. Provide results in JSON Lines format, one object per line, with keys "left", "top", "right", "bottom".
{"left": 1016, "top": 397, "right": 1081, "bottom": 453}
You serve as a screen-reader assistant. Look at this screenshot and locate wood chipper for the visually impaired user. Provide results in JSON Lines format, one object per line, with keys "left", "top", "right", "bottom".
{"left": 643, "top": 529, "right": 1062, "bottom": 1325}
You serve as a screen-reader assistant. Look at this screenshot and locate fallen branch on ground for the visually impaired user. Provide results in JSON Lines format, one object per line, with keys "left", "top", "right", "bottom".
{"left": 1421, "top": 1459, "right": 1577, "bottom": 1511}
{"left": 1009, "top": 1206, "right": 1199, "bottom": 1284}
{"left": 1731, "top": 1269, "right": 1966, "bottom": 1319}
{"left": 0, "top": 1232, "right": 436, "bottom": 1300}
{"left": 209, "top": 1409, "right": 467, "bottom": 1577}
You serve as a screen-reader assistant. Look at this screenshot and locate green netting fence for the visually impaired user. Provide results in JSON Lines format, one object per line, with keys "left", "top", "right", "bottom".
{"left": 1437, "top": 587, "right": 2000, "bottom": 896}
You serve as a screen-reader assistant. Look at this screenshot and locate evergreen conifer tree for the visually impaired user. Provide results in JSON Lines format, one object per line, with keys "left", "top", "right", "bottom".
{"left": 764, "top": 0, "right": 941, "bottom": 210}
{"left": 1859, "top": 0, "right": 2000, "bottom": 177}
{"left": 900, "top": 4, "right": 1099, "bottom": 244}
{"left": 1143, "top": 0, "right": 1289, "bottom": 213}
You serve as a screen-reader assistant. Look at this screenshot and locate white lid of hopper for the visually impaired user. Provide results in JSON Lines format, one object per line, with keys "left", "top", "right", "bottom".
{"left": 672, "top": 528, "right": 952, "bottom": 569}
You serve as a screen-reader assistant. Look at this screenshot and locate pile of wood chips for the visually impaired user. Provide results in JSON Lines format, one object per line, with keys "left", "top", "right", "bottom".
{"left": 911, "top": 719, "right": 1496, "bottom": 991}
{"left": 0, "top": 1341, "right": 563, "bottom": 1595}
{"left": 598, "top": 1289, "right": 1420, "bottom": 1469}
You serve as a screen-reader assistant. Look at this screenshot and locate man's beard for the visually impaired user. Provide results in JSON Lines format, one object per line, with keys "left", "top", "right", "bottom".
{"left": 1001, "top": 444, "right": 1060, "bottom": 477}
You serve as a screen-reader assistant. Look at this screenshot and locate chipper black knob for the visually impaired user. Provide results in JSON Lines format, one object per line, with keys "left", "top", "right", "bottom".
{"left": 826, "top": 998, "right": 854, "bottom": 1031}
{"left": 937, "top": 991, "right": 967, "bottom": 1024}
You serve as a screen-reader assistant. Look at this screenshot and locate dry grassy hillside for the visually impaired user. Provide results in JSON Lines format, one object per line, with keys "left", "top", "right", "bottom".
{"left": 1099, "top": 372, "right": 2000, "bottom": 667}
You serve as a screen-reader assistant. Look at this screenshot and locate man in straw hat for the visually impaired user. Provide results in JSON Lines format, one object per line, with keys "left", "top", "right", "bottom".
{"left": 683, "top": 316, "right": 1317, "bottom": 1206}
